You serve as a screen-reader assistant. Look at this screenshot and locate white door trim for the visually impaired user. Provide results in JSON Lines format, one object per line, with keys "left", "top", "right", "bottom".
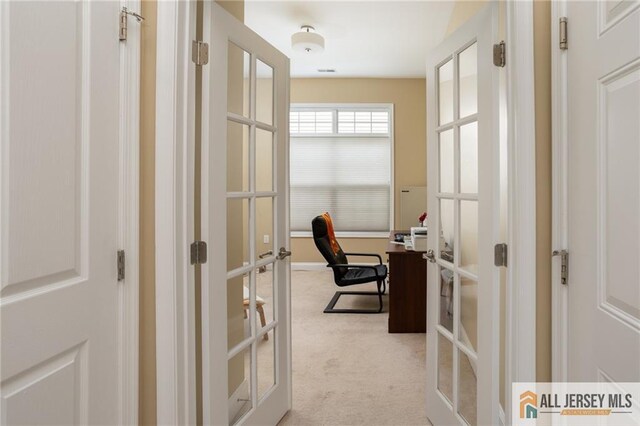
{"left": 550, "top": 0, "right": 569, "bottom": 383}
{"left": 119, "top": 0, "right": 142, "bottom": 423}
{"left": 505, "top": 0, "right": 537, "bottom": 420}
{"left": 155, "top": 1, "right": 198, "bottom": 424}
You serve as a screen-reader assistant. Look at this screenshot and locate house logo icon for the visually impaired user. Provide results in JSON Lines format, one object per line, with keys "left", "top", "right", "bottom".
{"left": 520, "top": 390, "right": 538, "bottom": 419}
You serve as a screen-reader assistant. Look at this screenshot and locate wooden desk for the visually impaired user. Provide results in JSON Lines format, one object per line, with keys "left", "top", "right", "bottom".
{"left": 386, "top": 230, "right": 427, "bottom": 333}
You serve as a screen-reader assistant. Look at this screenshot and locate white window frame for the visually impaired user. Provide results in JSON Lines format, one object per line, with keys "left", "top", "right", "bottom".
{"left": 290, "top": 103, "right": 394, "bottom": 239}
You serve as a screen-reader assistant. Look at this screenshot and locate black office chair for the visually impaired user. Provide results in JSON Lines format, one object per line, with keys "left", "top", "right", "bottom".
{"left": 312, "top": 213, "right": 387, "bottom": 313}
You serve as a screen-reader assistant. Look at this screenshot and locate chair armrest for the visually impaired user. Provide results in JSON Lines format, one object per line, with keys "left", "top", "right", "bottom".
{"left": 327, "top": 264, "right": 380, "bottom": 272}
{"left": 342, "top": 253, "right": 383, "bottom": 264}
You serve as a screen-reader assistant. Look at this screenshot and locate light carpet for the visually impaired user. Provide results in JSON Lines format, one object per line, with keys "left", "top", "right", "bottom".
{"left": 277, "top": 270, "right": 428, "bottom": 426}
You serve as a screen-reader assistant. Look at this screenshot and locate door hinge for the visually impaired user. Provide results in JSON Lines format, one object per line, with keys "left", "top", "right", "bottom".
{"left": 192, "top": 40, "right": 209, "bottom": 66}
{"left": 119, "top": 7, "right": 145, "bottom": 42}
{"left": 559, "top": 17, "right": 568, "bottom": 50}
{"left": 493, "top": 41, "right": 506, "bottom": 67}
{"left": 190, "top": 241, "right": 208, "bottom": 265}
{"left": 552, "top": 250, "right": 569, "bottom": 285}
{"left": 494, "top": 243, "right": 508, "bottom": 267}
{"left": 117, "top": 250, "right": 125, "bottom": 281}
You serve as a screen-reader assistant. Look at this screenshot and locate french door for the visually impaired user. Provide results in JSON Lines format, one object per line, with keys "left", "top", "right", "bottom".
{"left": 425, "top": 4, "right": 500, "bottom": 425}
{"left": 200, "top": 3, "right": 291, "bottom": 425}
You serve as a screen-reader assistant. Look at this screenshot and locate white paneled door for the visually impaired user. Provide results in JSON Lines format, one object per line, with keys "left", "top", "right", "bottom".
{"left": 565, "top": 1, "right": 640, "bottom": 382}
{"left": 425, "top": 4, "right": 500, "bottom": 425}
{"left": 200, "top": 3, "right": 291, "bottom": 425}
{"left": 1, "top": 1, "right": 127, "bottom": 424}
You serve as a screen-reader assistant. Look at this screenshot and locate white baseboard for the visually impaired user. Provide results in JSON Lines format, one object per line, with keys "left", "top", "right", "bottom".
{"left": 228, "top": 379, "right": 249, "bottom": 422}
{"left": 291, "top": 262, "right": 327, "bottom": 271}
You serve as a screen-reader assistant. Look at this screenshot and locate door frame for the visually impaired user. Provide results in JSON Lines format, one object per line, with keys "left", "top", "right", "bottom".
{"left": 155, "top": 0, "right": 198, "bottom": 425}
{"left": 152, "top": 0, "right": 540, "bottom": 424}
{"left": 505, "top": 0, "right": 538, "bottom": 386}
{"left": 550, "top": 0, "right": 569, "bottom": 384}
{"left": 119, "top": 0, "right": 142, "bottom": 423}
{"left": 504, "top": 0, "right": 538, "bottom": 422}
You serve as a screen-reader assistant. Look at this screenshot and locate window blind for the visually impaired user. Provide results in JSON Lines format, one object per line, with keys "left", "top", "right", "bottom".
{"left": 290, "top": 106, "right": 392, "bottom": 233}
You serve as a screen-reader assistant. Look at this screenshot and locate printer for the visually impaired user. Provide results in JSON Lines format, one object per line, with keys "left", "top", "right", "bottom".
{"left": 410, "top": 227, "right": 428, "bottom": 251}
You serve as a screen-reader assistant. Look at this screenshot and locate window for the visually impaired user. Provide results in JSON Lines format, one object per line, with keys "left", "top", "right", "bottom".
{"left": 290, "top": 104, "right": 393, "bottom": 235}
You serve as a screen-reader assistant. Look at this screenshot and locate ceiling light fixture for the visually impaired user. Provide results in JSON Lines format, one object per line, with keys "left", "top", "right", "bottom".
{"left": 291, "top": 25, "right": 325, "bottom": 54}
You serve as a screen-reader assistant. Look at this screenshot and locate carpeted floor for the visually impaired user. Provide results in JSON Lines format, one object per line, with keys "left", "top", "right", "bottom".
{"left": 277, "top": 270, "right": 429, "bottom": 426}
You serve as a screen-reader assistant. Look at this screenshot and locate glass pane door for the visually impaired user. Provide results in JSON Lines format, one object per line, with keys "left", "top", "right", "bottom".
{"left": 426, "top": 4, "right": 499, "bottom": 426}
{"left": 202, "top": 3, "right": 291, "bottom": 425}
{"left": 435, "top": 39, "right": 480, "bottom": 426}
{"left": 226, "top": 42, "right": 279, "bottom": 425}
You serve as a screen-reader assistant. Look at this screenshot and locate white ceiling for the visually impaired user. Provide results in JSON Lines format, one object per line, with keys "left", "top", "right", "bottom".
{"left": 244, "top": 1, "right": 455, "bottom": 78}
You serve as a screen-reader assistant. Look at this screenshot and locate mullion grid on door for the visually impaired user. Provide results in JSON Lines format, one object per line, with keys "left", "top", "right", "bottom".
{"left": 453, "top": 40, "right": 481, "bottom": 426}
{"left": 269, "top": 57, "right": 281, "bottom": 397}
{"left": 224, "top": 49, "right": 258, "bottom": 424}
{"left": 255, "top": 53, "right": 281, "bottom": 408}
{"left": 248, "top": 51, "right": 259, "bottom": 413}
{"left": 221, "top": 26, "right": 293, "bottom": 422}
{"left": 434, "top": 43, "right": 480, "bottom": 425}
{"left": 264, "top": 57, "right": 279, "bottom": 338}
{"left": 452, "top": 47, "right": 461, "bottom": 421}
{"left": 434, "top": 53, "right": 454, "bottom": 412}
{"left": 224, "top": 51, "right": 282, "bottom": 421}
{"left": 261, "top": 55, "right": 281, "bottom": 401}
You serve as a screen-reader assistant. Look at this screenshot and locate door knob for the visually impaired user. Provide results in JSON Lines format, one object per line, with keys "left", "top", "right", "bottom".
{"left": 423, "top": 249, "right": 436, "bottom": 263}
{"left": 277, "top": 247, "right": 292, "bottom": 260}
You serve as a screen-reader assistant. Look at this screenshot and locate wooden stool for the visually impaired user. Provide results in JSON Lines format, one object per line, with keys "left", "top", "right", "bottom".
{"left": 243, "top": 287, "right": 268, "bottom": 341}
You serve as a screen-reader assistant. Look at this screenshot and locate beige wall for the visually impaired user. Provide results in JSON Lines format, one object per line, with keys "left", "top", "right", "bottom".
{"left": 139, "top": 1, "right": 157, "bottom": 424}
{"left": 446, "top": 0, "right": 488, "bottom": 36}
{"left": 533, "top": 0, "right": 552, "bottom": 383}
{"left": 290, "top": 78, "right": 427, "bottom": 262}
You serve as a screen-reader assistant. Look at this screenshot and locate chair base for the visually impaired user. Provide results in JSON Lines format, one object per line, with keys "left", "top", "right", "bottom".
{"left": 324, "top": 290, "right": 384, "bottom": 314}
